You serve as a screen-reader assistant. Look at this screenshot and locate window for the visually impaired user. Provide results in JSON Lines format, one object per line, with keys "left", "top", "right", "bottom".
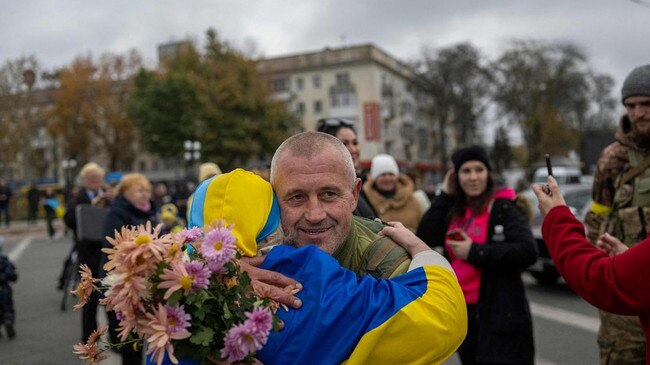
{"left": 336, "top": 72, "right": 350, "bottom": 86}
{"left": 271, "top": 78, "right": 289, "bottom": 92}
{"left": 296, "top": 102, "right": 305, "bottom": 115}
{"left": 295, "top": 77, "right": 304, "bottom": 91}
{"left": 312, "top": 75, "right": 321, "bottom": 89}
{"left": 313, "top": 100, "right": 322, "bottom": 114}
{"left": 331, "top": 92, "right": 356, "bottom": 108}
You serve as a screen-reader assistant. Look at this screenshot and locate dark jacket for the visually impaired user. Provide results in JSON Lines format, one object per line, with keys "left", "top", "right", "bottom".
{"left": 417, "top": 192, "right": 538, "bottom": 364}
{"left": 354, "top": 189, "right": 378, "bottom": 219}
{"left": 65, "top": 189, "right": 102, "bottom": 249}
{"left": 0, "top": 255, "right": 17, "bottom": 286}
{"left": 101, "top": 195, "right": 157, "bottom": 242}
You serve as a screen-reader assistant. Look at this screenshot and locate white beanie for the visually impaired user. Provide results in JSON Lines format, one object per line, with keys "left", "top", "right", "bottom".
{"left": 370, "top": 154, "right": 399, "bottom": 180}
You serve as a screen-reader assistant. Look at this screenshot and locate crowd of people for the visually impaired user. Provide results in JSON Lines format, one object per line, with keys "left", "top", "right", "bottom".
{"left": 0, "top": 63, "right": 648, "bottom": 365}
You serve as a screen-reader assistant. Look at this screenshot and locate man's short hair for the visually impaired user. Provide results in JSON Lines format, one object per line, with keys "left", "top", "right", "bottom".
{"left": 270, "top": 132, "right": 356, "bottom": 187}
{"left": 79, "top": 162, "right": 105, "bottom": 179}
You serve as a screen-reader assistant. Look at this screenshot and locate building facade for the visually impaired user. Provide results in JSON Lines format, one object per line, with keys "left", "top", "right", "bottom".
{"left": 256, "top": 44, "right": 439, "bottom": 166}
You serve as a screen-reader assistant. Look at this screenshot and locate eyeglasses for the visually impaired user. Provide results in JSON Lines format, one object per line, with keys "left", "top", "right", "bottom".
{"left": 316, "top": 118, "right": 355, "bottom": 133}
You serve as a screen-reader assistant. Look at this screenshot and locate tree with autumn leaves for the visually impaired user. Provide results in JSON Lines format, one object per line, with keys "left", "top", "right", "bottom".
{"left": 46, "top": 29, "right": 298, "bottom": 174}
{"left": 128, "top": 29, "right": 300, "bottom": 170}
{"left": 47, "top": 51, "right": 142, "bottom": 171}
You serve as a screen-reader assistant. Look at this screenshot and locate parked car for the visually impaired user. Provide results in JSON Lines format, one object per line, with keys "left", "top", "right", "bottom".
{"left": 532, "top": 166, "right": 582, "bottom": 185}
{"left": 520, "top": 183, "right": 593, "bottom": 285}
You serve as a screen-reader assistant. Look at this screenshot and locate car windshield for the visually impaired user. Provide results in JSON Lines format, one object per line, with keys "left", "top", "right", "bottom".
{"left": 521, "top": 184, "right": 592, "bottom": 225}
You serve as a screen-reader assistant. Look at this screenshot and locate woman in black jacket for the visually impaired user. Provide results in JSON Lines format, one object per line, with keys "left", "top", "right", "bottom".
{"left": 101, "top": 173, "right": 157, "bottom": 365}
{"left": 416, "top": 146, "right": 537, "bottom": 365}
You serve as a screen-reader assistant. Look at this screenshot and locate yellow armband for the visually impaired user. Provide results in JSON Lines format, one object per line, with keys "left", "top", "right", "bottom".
{"left": 590, "top": 201, "right": 612, "bottom": 216}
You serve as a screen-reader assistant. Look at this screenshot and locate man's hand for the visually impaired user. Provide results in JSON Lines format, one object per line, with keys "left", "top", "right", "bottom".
{"left": 240, "top": 256, "right": 303, "bottom": 309}
{"left": 596, "top": 232, "right": 629, "bottom": 256}
{"left": 532, "top": 176, "right": 567, "bottom": 216}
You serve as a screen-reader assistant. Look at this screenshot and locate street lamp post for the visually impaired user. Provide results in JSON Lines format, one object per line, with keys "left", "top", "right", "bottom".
{"left": 183, "top": 140, "right": 201, "bottom": 181}
{"left": 61, "top": 158, "right": 77, "bottom": 192}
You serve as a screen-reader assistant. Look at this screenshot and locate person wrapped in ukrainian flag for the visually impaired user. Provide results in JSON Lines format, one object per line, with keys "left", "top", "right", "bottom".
{"left": 158, "top": 168, "right": 466, "bottom": 365}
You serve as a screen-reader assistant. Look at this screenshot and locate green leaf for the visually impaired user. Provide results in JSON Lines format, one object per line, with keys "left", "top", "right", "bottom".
{"left": 223, "top": 301, "right": 232, "bottom": 319}
{"left": 190, "top": 327, "right": 215, "bottom": 347}
{"left": 167, "top": 289, "right": 183, "bottom": 306}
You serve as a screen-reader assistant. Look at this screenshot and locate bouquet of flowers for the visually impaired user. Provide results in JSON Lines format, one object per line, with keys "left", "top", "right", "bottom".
{"left": 72, "top": 221, "right": 281, "bottom": 365}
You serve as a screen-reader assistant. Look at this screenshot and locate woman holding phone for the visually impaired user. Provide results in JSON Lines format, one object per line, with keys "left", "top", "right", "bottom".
{"left": 416, "top": 145, "right": 538, "bottom": 365}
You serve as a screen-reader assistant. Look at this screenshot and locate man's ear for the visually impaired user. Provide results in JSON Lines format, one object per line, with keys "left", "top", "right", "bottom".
{"left": 351, "top": 178, "right": 361, "bottom": 210}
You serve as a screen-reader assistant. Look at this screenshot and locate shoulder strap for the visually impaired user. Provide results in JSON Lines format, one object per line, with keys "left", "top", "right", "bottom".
{"left": 619, "top": 154, "right": 650, "bottom": 187}
{"left": 361, "top": 237, "right": 410, "bottom": 279}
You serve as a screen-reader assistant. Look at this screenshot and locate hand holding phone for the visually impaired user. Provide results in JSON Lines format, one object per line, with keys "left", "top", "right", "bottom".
{"left": 446, "top": 229, "right": 465, "bottom": 241}
{"left": 543, "top": 154, "right": 553, "bottom": 195}
{"left": 545, "top": 154, "right": 553, "bottom": 177}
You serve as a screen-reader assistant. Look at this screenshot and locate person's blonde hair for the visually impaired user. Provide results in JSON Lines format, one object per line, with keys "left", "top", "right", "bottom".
{"left": 198, "top": 162, "right": 222, "bottom": 182}
{"left": 79, "top": 162, "right": 105, "bottom": 179}
{"left": 116, "top": 173, "right": 152, "bottom": 195}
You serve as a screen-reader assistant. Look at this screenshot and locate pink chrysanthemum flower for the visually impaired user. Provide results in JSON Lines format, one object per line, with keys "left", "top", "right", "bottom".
{"left": 201, "top": 227, "right": 236, "bottom": 262}
{"left": 72, "top": 326, "right": 109, "bottom": 364}
{"left": 180, "top": 226, "right": 203, "bottom": 243}
{"left": 200, "top": 227, "right": 236, "bottom": 265}
{"left": 102, "top": 224, "right": 172, "bottom": 293}
{"left": 245, "top": 308, "right": 273, "bottom": 339}
{"left": 220, "top": 321, "right": 265, "bottom": 362}
{"left": 165, "top": 304, "right": 192, "bottom": 333}
{"left": 159, "top": 261, "right": 194, "bottom": 299}
{"left": 72, "top": 264, "right": 100, "bottom": 310}
{"left": 185, "top": 261, "right": 210, "bottom": 290}
{"left": 164, "top": 240, "right": 184, "bottom": 263}
{"left": 206, "top": 258, "right": 226, "bottom": 274}
{"left": 141, "top": 304, "right": 191, "bottom": 365}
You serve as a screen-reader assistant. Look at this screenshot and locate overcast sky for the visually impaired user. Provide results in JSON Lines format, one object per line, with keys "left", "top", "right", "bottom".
{"left": 3, "top": 0, "right": 650, "bottom": 123}
{"left": 3, "top": 0, "right": 649, "bottom": 83}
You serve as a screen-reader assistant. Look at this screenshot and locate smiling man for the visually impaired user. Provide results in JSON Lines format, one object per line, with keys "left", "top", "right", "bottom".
{"left": 270, "top": 132, "right": 410, "bottom": 279}
{"left": 584, "top": 64, "right": 650, "bottom": 365}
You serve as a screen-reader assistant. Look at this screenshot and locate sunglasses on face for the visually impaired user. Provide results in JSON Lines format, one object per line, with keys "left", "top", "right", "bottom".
{"left": 316, "top": 118, "right": 355, "bottom": 133}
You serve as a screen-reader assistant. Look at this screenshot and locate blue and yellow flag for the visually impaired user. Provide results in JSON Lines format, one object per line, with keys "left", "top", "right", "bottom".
{"left": 258, "top": 245, "right": 467, "bottom": 365}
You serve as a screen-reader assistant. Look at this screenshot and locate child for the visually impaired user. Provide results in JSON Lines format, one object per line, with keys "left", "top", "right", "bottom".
{"left": 158, "top": 203, "right": 183, "bottom": 235}
{"left": 0, "top": 236, "right": 18, "bottom": 339}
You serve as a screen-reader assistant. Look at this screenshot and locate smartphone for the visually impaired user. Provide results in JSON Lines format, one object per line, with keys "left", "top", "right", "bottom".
{"left": 545, "top": 154, "right": 553, "bottom": 177}
{"left": 446, "top": 230, "right": 464, "bottom": 241}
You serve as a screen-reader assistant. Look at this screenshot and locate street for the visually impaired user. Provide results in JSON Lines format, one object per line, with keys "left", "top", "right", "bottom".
{"left": 0, "top": 226, "right": 600, "bottom": 365}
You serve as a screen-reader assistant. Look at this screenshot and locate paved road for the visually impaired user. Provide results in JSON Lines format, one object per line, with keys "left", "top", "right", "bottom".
{"left": 0, "top": 225, "right": 602, "bottom": 365}
{"left": 0, "top": 229, "right": 119, "bottom": 365}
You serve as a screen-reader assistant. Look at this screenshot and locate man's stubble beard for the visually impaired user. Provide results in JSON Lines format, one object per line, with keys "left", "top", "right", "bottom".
{"left": 632, "top": 120, "right": 650, "bottom": 149}
{"left": 283, "top": 228, "right": 342, "bottom": 255}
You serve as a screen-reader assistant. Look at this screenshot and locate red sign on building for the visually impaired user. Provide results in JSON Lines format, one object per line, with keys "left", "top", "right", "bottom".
{"left": 363, "top": 102, "right": 381, "bottom": 141}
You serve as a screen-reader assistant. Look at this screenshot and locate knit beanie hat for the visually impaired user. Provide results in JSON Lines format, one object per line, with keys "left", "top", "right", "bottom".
{"left": 621, "top": 64, "right": 650, "bottom": 103}
{"left": 452, "top": 145, "right": 491, "bottom": 172}
{"left": 188, "top": 168, "right": 280, "bottom": 257}
{"left": 370, "top": 154, "right": 399, "bottom": 180}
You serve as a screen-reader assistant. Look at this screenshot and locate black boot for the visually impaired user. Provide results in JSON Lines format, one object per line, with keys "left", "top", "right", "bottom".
{"left": 5, "top": 323, "right": 15, "bottom": 339}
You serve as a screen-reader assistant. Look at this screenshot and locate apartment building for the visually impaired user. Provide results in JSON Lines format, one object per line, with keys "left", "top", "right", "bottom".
{"left": 256, "top": 44, "right": 438, "bottom": 166}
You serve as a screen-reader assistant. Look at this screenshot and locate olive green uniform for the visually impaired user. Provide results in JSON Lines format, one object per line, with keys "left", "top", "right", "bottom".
{"left": 585, "top": 115, "right": 648, "bottom": 365}
{"left": 333, "top": 216, "right": 411, "bottom": 279}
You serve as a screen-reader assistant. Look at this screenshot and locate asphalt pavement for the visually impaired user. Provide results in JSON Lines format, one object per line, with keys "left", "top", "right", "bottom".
{"left": 0, "top": 220, "right": 119, "bottom": 365}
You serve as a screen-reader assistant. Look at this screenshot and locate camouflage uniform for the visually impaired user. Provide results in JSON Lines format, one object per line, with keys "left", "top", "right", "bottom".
{"left": 585, "top": 115, "right": 648, "bottom": 365}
